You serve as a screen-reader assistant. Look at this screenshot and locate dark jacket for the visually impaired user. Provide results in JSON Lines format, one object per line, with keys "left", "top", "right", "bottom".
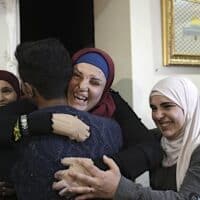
{"left": 106, "top": 90, "right": 163, "bottom": 180}
{"left": 6, "top": 105, "right": 123, "bottom": 200}
{"left": 0, "top": 91, "right": 163, "bottom": 182}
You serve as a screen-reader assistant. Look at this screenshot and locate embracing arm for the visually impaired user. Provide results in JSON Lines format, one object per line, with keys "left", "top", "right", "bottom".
{"left": 115, "top": 145, "right": 200, "bottom": 200}
{"left": 0, "top": 99, "right": 89, "bottom": 147}
{"left": 0, "top": 99, "right": 37, "bottom": 147}
{"left": 53, "top": 147, "right": 200, "bottom": 200}
{"left": 94, "top": 90, "right": 163, "bottom": 180}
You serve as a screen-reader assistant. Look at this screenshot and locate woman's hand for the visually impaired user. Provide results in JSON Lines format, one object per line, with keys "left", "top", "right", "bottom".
{"left": 0, "top": 181, "right": 16, "bottom": 197}
{"left": 52, "top": 114, "right": 90, "bottom": 142}
{"left": 53, "top": 157, "right": 93, "bottom": 197}
{"left": 53, "top": 156, "right": 121, "bottom": 199}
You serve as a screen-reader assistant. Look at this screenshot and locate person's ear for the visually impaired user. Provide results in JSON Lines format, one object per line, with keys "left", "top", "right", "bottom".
{"left": 23, "top": 82, "right": 34, "bottom": 98}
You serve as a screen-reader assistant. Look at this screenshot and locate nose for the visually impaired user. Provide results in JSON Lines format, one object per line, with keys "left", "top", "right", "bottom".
{"left": 79, "top": 79, "right": 89, "bottom": 91}
{"left": 0, "top": 92, "right": 5, "bottom": 102}
{"left": 153, "top": 109, "right": 164, "bottom": 120}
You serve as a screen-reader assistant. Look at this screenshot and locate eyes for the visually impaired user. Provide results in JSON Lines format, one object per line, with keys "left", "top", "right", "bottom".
{"left": 150, "top": 102, "right": 177, "bottom": 112}
{"left": 72, "top": 71, "right": 102, "bottom": 86}
{"left": 0, "top": 87, "right": 15, "bottom": 95}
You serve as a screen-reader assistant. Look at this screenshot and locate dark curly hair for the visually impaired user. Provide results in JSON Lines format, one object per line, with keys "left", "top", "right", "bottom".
{"left": 15, "top": 38, "right": 72, "bottom": 99}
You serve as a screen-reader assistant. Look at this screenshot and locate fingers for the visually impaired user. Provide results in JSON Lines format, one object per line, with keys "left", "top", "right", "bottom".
{"left": 75, "top": 159, "right": 99, "bottom": 177}
{"left": 64, "top": 186, "right": 94, "bottom": 195}
{"left": 103, "top": 155, "right": 119, "bottom": 172}
{"left": 54, "top": 169, "right": 67, "bottom": 180}
{"left": 61, "top": 157, "right": 93, "bottom": 167}
{"left": 0, "top": 182, "right": 5, "bottom": 187}
{"left": 76, "top": 130, "right": 90, "bottom": 142}
{"left": 68, "top": 171, "right": 96, "bottom": 186}
{"left": 52, "top": 180, "right": 69, "bottom": 191}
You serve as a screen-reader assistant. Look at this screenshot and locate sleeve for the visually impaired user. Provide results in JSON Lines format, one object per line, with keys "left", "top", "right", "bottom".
{"left": 114, "top": 146, "right": 200, "bottom": 200}
{"left": 94, "top": 90, "right": 163, "bottom": 180}
{"left": 0, "top": 99, "right": 37, "bottom": 147}
{"left": 27, "top": 111, "right": 52, "bottom": 135}
{"left": 0, "top": 115, "right": 18, "bottom": 147}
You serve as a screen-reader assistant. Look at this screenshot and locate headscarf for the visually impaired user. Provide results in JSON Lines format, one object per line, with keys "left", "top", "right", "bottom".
{"left": 0, "top": 70, "right": 20, "bottom": 99}
{"left": 72, "top": 48, "right": 116, "bottom": 117}
{"left": 150, "top": 76, "right": 200, "bottom": 191}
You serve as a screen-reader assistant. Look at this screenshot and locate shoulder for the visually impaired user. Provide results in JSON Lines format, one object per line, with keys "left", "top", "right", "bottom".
{"left": 110, "top": 89, "right": 127, "bottom": 104}
{"left": 190, "top": 145, "right": 200, "bottom": 164}
{"left": 110, "top": 89, "right": 142, "bottom": 120}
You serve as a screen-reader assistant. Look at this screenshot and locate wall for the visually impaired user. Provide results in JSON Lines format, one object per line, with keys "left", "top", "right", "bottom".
{"left": 131, "top": 0, "right": 200, "bottom": 128}
{"left": 94, "top": 0, "right": 133, "bottom": 106}
{"left": 0, "top": 0, "right": 20, "bottom": 75}
{"left": 94, "top": 0, "right": 200, "bottom": 129}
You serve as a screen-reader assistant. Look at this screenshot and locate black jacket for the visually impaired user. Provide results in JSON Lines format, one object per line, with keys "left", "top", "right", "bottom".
{"left": 95, "top": 90, "right": 163, "bottom": 180}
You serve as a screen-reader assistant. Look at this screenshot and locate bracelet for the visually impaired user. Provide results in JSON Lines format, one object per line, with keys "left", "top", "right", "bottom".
{"left": 20, "top": 115, "right": 29, "bottom": 136}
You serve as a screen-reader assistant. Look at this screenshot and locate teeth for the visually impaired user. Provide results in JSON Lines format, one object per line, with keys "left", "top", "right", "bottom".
{"left": 74, "top": 94, "right": 87, "bottom": 102}
{"left": 159, "top": 122, "right": 170, "bottom": 128}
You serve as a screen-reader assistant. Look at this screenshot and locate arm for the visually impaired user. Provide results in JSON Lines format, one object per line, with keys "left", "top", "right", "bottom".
{"left": 115, "top": 146, "right": 200, "bottom": 200}
{"left": 0, "top": 99, "right": 37, "bottom": 147}
{"left": 53, "top": 148, "right": 200, "bottom": 200}
{"left": 94, "top": 90, "right": 163, "bottom": 180}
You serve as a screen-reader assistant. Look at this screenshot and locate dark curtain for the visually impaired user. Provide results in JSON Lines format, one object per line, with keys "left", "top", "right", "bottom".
{"left": 19, "top": 0, "right": 94, "bottom": 55}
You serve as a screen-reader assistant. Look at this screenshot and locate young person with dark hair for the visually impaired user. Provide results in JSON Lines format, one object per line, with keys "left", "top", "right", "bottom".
{"left": 4, "top": 38, "right": 122, "bottom": 200}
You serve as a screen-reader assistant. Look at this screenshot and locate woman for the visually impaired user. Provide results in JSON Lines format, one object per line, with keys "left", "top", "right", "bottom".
{"left": 0, "top": 70, "right": 20, "bottom": 106}
{"left": 0, "top": 70, "right": 20, "bottom": 200}
{"left": 62, "top": 47, "right": 162, "bottom": 178}
{"left": 56, "top": 76, "right": 200, "bottom": 199}
{"left": 0, "top": 48, "right": 162, "bottom": 180}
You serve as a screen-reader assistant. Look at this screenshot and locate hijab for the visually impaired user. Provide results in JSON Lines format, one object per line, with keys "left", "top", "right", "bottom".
{"left": 0, "top": 70, "right": 20, "bottom": 99}
{"left": 72, "top": 48, "right": 116, "bottom": 117}
{"left": 150, "top": 76, "right": 200, "bottom": 191}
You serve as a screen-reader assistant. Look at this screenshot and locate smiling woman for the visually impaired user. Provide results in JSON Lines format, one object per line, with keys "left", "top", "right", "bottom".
{"left": 0, "top": 70, "right": 20, "bottom": 107}
{"left": 150, "top": 94, "right": 185, "bottom": 140}
{"left": 0, "top": 70, "right": 20, "bottom": 199}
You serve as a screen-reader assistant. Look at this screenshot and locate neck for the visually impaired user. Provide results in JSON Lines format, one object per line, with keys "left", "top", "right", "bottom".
{"left": 36, "top": 97, "right": 67, "bottom": 109}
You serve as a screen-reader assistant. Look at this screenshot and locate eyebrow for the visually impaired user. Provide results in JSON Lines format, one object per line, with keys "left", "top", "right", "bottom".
{"left": 161, "top": 102, "right": 176, "bottom": 106}
{"left": 75, "top": 68, "right": 103, "bottom": 82}
{"left": 150, "top": 101, "right": 176, "bottom": 108}
{"left": 0, "top": 86, "right": 14, "bottom": 90}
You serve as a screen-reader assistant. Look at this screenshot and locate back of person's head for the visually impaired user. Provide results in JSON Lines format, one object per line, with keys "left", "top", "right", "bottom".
{"left": 15, "top": 38, "right": 72, "bottom": 99}
{"left": 0, "top": 70, "right": 20, "bottom": 99}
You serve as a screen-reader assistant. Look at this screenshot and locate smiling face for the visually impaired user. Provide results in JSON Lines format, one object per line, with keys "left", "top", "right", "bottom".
{"left": 0, "top": 80, "right": 18, "bottom": 107}
{"left": 150, "top": 95, "right": 185, "bottom": 140}
{"left": 67, "top": 63, "right": 107, "bottom": 111}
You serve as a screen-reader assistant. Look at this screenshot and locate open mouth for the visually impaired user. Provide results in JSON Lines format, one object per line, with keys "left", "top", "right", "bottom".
{"left": 74, "top": 94, "right": 88, "bottom": 103}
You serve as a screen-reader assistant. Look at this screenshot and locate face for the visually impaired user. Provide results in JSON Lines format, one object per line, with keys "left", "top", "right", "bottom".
{"left": 67, "top": 63, "right": 107, "bottom": 111}
{"left": 0, "top": 80, "right": 18, "bottom": 106}
{"left": 150, "top": 95, "right": 185, "bottom": 140}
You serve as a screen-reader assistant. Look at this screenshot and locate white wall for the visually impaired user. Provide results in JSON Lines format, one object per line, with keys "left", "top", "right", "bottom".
{"left": 0, "top": 0, "right": 20, "bottom": 75}
{"left": 0, "top": 1, "right": 9, "bottom": 69}
{"left": 94, "top": 0, "right": 133, "bottom": 106}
